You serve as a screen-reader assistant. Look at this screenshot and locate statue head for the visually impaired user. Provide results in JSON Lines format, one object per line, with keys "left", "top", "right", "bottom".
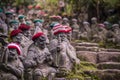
{"left": 62, "top": 17, "right": 69, "bottom": 24}
{"left": 112, "top": 24, "right": 120, "bottom": 33}
{"left": 7, "top": 43, "right": 21, "bottom": 61}
{"left": 32, "top": 32, "right": 46, "bottom": 49}
{"left": 98, "top": 24, "right": 105, "bottom": 31}
{"left": 34, "top": 19, "right": 44, "bottom": 27}
{"left": 53, "top": 24, "right": 67, "bottom": 41}
{"left": 83, "top": 21, "right": 90, "bottom": 26}
{"left": 10, "top": 20, "right": 19, "bottom": 30}
{"left": 57, "top": 33, "right": 67, "bottom": 42}
{"left": 18, "top": 24, "right": 31, "bottom": 37}
{"left": 10, "top": 29, "right": 23, "bottom": 44}
{"left": 5, "top": 11, "right": 13, "bottom": 19}
{"left": 91, "top": 17, "right": 97, "bottom": 24}
{"left": 72, "top": 18, "right": 77, "bottom": 24}
{"left": 18, "top": 15, "right": 25, "bottom": 23}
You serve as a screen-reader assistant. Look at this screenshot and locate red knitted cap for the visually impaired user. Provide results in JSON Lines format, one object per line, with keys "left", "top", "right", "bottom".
{"left": 32, "top": 32, "right": 44, "bottom": 41}
{"left": 10, "top": 29, "right": 22, "bottom": 38}
{"left": 19, "top": 24, "right": 30, "bottom": 30}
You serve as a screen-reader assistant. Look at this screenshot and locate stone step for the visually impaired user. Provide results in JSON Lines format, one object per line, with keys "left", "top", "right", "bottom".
{"left": 97, "top": 62, "right": 120, "bottom": 70}
{"left": 76, "top": 42, "right": 99, "bottom": 47}
{"left": 55, "top": 78, "right": 83, "bottom": 80}
{"left": 77, "top": 51, "right": 97, "bottom": 63}
{"left": 55, "top": 78, "right": 66, "bottom": 80}
{"left": 97, "top": 52, "right": 120, "bottom": 63}
{"left": 76, "top": 46, "right": 99, "bottom": 52}
{"left": 84, "top": 69, "right": 120, "bottom": 80}
{"left": 101, "top": 48, "right": 120, "bottom": 52}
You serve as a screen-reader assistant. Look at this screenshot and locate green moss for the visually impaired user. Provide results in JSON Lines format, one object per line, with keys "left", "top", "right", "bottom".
{"left": 41, "top": 77, "right": 47, "bottom": 80}
{"left": 98, "top": 41, "right": 105, "bottom": 48}
{"left": 80, "top": 61, "right": 97, "bottom": 71}
{"left": 66, "top": 73, "right": 84, "bottom": 80}
{"left": 55, "top": 60, "right": 99, "bottom": 79}
{"left": 64, "top": 61, "right": 98, "bottom": 80}
{"left": 97, "top": 40, "right": 120, "bottom": 49}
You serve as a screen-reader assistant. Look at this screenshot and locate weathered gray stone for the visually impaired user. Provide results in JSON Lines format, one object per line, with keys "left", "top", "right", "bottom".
{"left": 98, "top": 52, "right": 120, "bottom": 63}
{"left": 76, "top": 46, "right": 99, "bottom": 52}
{"left": 76, "top": 42, "right": 99, "bottom": 47}
{"left": 84, "top": 69, "right": 120, "bottom": 80}
{"left": 102, "top": 49, "right": 120, "bottom": 52}
{"left": 77, "top": 51, "right": 97, "bottom": 63}
{"left": 71, "top": 42, "right": 77, "bottom": 47}
{"left": 97, "top": 62, "right": 120, "bottom": 70}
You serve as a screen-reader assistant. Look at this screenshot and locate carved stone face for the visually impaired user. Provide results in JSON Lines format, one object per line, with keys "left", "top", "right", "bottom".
{"left": 8, "top": 48, "right": 18, "bottom": 60}
{"left": 91, "top": 18, "right": 97, "bottom": 24}
{"left": 35, "top": 22, "right": 42, "bottom": 27}
{"left": 57, "top": 33, "right": 67, "bottom": 42}
{"left": 114, "top": 27, "right": 119, "bottom": 34}
{"left": 19, "top": 18, "right": 25, "bottom": 23}
{"left": 23, "top": 30, "right": 30, "bottom": 37}
{"left": 11, "top": 23, "right": 19, "bottom": 29}
{"left": 36, "top": 36, "right": 46, "bottom": 49}
{"left": 12, "top": 33, "right": 23, "bottom": 43}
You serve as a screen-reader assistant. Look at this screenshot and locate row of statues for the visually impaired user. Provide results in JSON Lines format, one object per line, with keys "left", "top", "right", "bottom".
{"left": 0, "top": 8, "right": 80, "bottom": 80}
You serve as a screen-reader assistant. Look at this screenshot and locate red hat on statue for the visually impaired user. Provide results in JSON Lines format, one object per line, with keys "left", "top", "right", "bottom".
{"left": 35, "top": 4, "right": 41, "bottom": 9}
{"left": 63, "top": 25, "right": 72, "bottom": 33}
{"left": 52, "top": 25, "right": 66, "bottom": 35}
{"left": 19, "top": 24, "right": 30, "bottom": 30}
{"left": 10, "top": 29, "right": 22, "bottom": 38}
{"left": 7, "top": 43, "right": 22, "bottom": 55}
{"left": 50, "top": 15, "right": 62, "bottom": 20}
{"left": 32, "top": 32, "right": 44, "bottom": 41}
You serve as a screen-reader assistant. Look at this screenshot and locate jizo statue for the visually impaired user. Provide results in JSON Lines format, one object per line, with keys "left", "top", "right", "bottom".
{"left": 0, "top": 43, "right": 24, "bottom": 80}
{"left": 49, "top": 26, "right": 80, "bottom": 73}
{"left": 23, "top": 32, "right": 56, "bottom": 80}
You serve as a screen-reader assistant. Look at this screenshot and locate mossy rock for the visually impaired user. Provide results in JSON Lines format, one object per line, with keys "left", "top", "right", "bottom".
{"left": 64, "top": 61, "right": 98, "bottom": 80}
{"left": 79, "top": 61, "right": 97, "bottom": 71}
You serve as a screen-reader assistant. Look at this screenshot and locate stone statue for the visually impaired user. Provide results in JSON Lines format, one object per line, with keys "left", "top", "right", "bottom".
{"left": 0, "top": 13, "right": 8, "bottom": 35}
{"left": 112, "top": 24, "right": 120, "bottom": 46}
{"left": 18, "top": 24, "right": 33, "bottom": 57}
{"left": 91, "top": 17, "right": 99, "bottom": 39}
{"left": 33, "top": 19, "right": 49, "bottom": 44}
{"left": 9, "top": 20, "right": 19, "bottom": 32}
{"left": 23, "top": 32, "right": 56, "bottom": 80}
{"left": 62, "top": 17, "right": 70, "bottom": 26}
{"left": 0, "top": 43, "right": 24, "bottom": 80}
{"left": 79, "top": 21, "right": 91, "bottom": 41}
{"left": 71, "top": 19, "right": 79, "bottom": 40}
{"left": 49, "top": 26, "right": 80, "bottom": 72}
{"left": 92, "top": 24, "right": 107, "bottom": 42}
{"left": 18, "top": 15, "right": 26, "bottom": 25}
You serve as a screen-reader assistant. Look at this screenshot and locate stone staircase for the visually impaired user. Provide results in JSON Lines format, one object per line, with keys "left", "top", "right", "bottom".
{"left": 55, "top": 42, "right": 120, "bottom": 80}
{"left": 75, "top": 42, "right": 120, "bottom": 80}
